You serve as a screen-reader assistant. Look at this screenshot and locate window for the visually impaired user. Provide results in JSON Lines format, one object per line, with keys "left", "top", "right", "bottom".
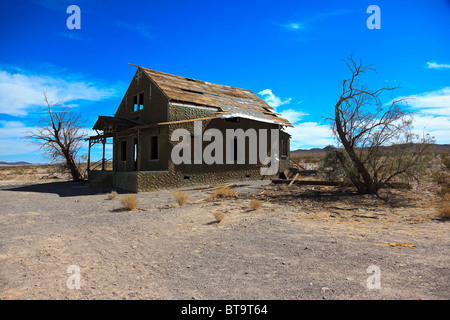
{"left": 133, "top": 93, "right": 144, "bottom": 112}
{"left": 150, "top": 136, "right": 159, "bottom": 160}
{"left": 133, "top": 139, "right": 138, "bottom": 171}
{"left": 280, "top": 139, "right": 288, "bottom": 157}
{"left": 139, "top": 93, "right": 144, "bottom": 109}
{"left": 120, "top": 141, "right": 127, "bottom": 161}
{"left": 133, "top": 95, "right": 138, "bottom": 112}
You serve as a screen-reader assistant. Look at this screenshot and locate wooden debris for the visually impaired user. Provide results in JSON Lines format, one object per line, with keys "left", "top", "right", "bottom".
{"left": 272, "top": 179, "right": 340, "bottom": 186}
{"left": 288, "top": 173, "right": 299, "bottom": 186}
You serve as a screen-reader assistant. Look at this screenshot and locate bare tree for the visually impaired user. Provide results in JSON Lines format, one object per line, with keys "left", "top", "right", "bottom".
{"left": 328, "top": 57, "right": 433, "bottom": 194}
{"left": 25, "top": 91, "right": 87, "bottom": 181}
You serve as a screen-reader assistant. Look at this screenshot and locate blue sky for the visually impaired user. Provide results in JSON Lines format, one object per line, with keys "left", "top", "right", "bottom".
{"left": 0, "top": 0, "right": 449, "bottom": 163}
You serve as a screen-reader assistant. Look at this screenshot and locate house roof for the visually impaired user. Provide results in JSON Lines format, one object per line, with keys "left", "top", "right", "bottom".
{"left": 134, "top": 65, "right": 293, "bottom": 127}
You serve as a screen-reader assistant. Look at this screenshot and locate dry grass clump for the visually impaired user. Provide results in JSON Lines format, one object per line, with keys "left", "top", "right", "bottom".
{"left": 212, "top": 211, "right": 225, "bottom": 223}
{"left": 213, "top": 186, "right": 236, "bottom": 200}
{"left": 437, "top": 192, "right": 450, "bottom": 219}
{"left": 120, "top": 194, "right": 138, "bottom": 211}
{"left": 249, "top": 199, "right": 262, "bottom": 211}
{"left": 438, "top": 205, "right": 450, "bottom": 219}
{"left": 173, "top": 191, "right": 189, "bottom": 206}
{"left": 107, "top": 191, "right": 118, "bottom": 200}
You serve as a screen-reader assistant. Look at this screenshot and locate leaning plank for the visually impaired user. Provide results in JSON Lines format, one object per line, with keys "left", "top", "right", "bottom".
{"left": 288, "top": 173, "right": 299, "bottom": 186}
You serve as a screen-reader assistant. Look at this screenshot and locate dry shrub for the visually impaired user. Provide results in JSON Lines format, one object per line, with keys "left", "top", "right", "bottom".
{"left": 213, "top": 187, "right": 236, "bottom": 200}
{"left": 249, "top": 199, "right": 262, "bottom": 211}
{"left": 173, "top": 191, "right": 188, "bottom": 206}
{"left": 438, "top": 205, "right": 450, "bottom": 219}
{"left": 107, "top": 191, "right": 118, "bottom": 200}
{"left": 120, "top": 194, "right": 138, "bottom": 211}
{"left": 438, "top": 192, "right": 450, "bottom": 219}
{"left": 212, "top": 211, "right": 225, "bottom": 223}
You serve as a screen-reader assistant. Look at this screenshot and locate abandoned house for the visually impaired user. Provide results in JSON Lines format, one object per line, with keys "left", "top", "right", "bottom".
{"left": 87, "top": 64, "right": 293, "bottom": 192}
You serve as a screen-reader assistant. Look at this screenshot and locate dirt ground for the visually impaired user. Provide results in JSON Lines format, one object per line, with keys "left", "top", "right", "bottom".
{"left": 0, "top": 177, "right": 449, "bottom": 300}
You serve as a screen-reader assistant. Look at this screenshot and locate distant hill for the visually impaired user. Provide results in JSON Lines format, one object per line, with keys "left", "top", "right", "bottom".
{"left": 291, "top": 144, "right": 450, "bottom": 157}
{"left": 0, "top": 161, "right": 33, "bottom": 166}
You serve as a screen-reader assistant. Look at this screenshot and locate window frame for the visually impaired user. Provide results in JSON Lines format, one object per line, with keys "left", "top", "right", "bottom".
{"left": 149, "top": 135, "right": 159, "bottom": 161}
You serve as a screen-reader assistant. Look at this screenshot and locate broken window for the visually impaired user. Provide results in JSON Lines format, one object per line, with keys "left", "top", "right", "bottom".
{"left": 139, "top": 93, "right": 144, "bottom": 109}
{"left": 133, "top": 95, "right": 138, "bottom": 112}
{"left": 120, "top": 141, "right": 127, "bottom": 161}
{"left": 150, "top": 135, "right": 158, "bottom": 160}
{"left": 280, "top": 139, "right": 288, "bottom": 157}
{"left": 133, "top": 93, "right": 145, "bottom": 112}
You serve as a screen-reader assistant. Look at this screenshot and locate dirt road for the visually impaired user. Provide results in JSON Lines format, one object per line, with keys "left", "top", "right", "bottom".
{"left": 0, "top": 180, "right": 448, "bottom": 299}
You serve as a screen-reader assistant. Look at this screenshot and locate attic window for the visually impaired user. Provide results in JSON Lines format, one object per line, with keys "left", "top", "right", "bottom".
{"left": 133, "top": 93, "right": 144, "bottom": 112}
{"left": 180, "top": 88, "right": 204, "bottom": 95}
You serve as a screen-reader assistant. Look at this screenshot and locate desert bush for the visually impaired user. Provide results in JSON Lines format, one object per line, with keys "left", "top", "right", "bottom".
{"left": 249, "top": 199, "right": 262, "bottom": 211}
{"left": 107, "top": 191, "right": 118, "bottom": 200}
{"left": 120, "top": 194, "right": 138, "bottom": 211}
{"left": 212, "top": 211, "right": 225, "bottom": 223}
{"left": 437, "top": 202, "right": 450, "bottom": 219}
{"left": 173, "top": 191, "right": 188, "bottom": 206}
{"left": 213, "top": 186, "right": 236, "bottom": 200}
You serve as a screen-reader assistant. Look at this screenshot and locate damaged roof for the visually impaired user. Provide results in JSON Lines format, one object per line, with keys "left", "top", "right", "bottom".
{"left": 134, "top": 65, "right": 293, "bottom": 127}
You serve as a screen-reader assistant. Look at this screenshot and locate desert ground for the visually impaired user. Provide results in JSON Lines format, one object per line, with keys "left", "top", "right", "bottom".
{"left": 0, "top": 164, "right": 449, "bottom": 300}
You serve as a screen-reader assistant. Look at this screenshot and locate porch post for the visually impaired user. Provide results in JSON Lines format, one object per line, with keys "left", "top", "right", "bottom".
{"left": 87, "top": 139, "right": 91, "bottom": 172}
{"left": 137, "top": 131, "right": 141, "bottom": 171}
{"left": 102, "top": 137, "right": 106, "bottom": 171}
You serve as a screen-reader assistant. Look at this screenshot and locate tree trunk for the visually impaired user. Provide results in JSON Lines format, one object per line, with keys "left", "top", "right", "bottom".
{"left": 334, "top": 100, "right": 378, "bottom": 194}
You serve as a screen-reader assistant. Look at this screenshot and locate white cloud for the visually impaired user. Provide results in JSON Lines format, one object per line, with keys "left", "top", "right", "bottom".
{"left": 394, "top": 87, "right": 450, "bottom": 144}
{"left": 0, "top": 67, "right": 119, "bottom": 116}
{"left": 286, "top": 121, "right": 334, "bottom": 150}
{"left": 258, "top": 89, "right": 333, "bottom": 149}
{"left": 283, "top": 23, "right": 304, "bottom": 30}
{"left": 403, "top": 87, "right": 450, "bottom": 114}
{"left": 0, "top": 121, "right": 37, "bottom": 156}
{"left": 258, "top": 89, "right": 292, "bottom": 108}
{"left": 279, "top": 109, "right": 308, "bottom": 124}
{"left": 426, "top": 61, "right": 450, "bottom": 69}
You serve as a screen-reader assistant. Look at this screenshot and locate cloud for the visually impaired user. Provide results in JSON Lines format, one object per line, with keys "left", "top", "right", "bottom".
{"left": 279, "top": 109, "right": 308, "bottom": 124}
{"left": 257, "top": 89, "right": 333, "bottom": 149}
{"left": 401, "top": 87, "right": 450, "bottom": 116}
{"left": 283, "top": 23, "right": 304, "bottom": 30}
{"left": 0, "top": 67, "right": 119, "bottom": 116}
{"left": 0, "top": 121, "right": 37, "bottom": 157}
{"left": 281, "top": 9, "right": 352, "bottom": 32}
{"left": 286, "top": 121, "right": 334, "bottom": 150}
{"left": 258, "top": 89, "right": 292, "bottom": 108}
{"left": 395, "top": 87, "right": 450, "bottom": 144}
{"left": 426, "top": 61, "right": 450, "bottom": 69}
